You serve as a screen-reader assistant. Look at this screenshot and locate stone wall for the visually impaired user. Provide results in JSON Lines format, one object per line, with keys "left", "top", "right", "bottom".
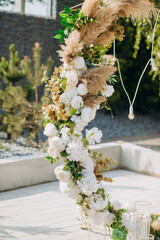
{"left": 0, "top": 11, "right": 61, "bottom": 64}
{"left": 0, "top": 0, "right": 83, "bottom": 64}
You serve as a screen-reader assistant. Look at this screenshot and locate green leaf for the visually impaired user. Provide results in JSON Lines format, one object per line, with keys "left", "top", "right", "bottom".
{"left": 67, "top": 18, "right": 74, "bottom": 24}
{"left": 64, "top": 6, "right": 72, "bottom": 14}
{"left": 70, "top": 128, "right": 74, "bottom": 134}
{"left": 75, "top": 134, "right": 81, "bottom": 137}
{"left": 70, "top": 108, "right": 76, "bottom": 116}
{"left": 59, "top": 13, "right": 68, "bottom": 18}
{"left": 55, "top": 30, "right": 64, "bottom": 34}
{"left": 79, "top": 11, "right": 84, "bottom": 18}
{"left": 54, "top": 34, "right": 62, "bottom": 39}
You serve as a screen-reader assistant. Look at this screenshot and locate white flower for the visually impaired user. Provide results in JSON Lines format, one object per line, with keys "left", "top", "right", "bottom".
{"left": 77, "top": 83, "right": 88, "bottom": 96}
{"left": 122, "top": 213, "right": 129, "bottom": 229}
{"left": 86, "top": 127, "right": 102, "bottom": 145}
{"left": 49, "top": 136, "right": 65, "bottom": 152}
{"left": 44, "top": 123, "right": 58, "bottom": 137}
{"left": 102, "top": 85, "right": 114, "bottom": 98}
{"left": 84, "top": 157, "right": 94, "bottom": 173}
{"left": 60, "top": 127, "right": 70, "bottom": 145}
{"left": 106, "top": 213, "right": 115, "bottom": 226}
{"left": 59, "top": 92, "right": 71, "bottom": 105}
{"left": 60, "top": 69, "right": 68, "bottom": 78}
{"left": 59, "top": 87, "right": 77, "bottom": 105}
{"left": 71, "top": 96, "right": 84, "bottom": 110}
{"left": 66, "top": 70, "right": 78, "bottom": 87}
{"left": 71, "top": 115, "right": 87, "bottom": 132}
{"left": 73, "top": 57, "right": 86, "bottom": 70}
{"left": 77, "top": 170, "right": 98, "bottom": 196}
{"left": 81, "top": 107, "right": 96, "bottom": 123}
{"left": 112, "top": 200, "right": 121, "bottom": 211}
{"left": 59, "top": 181, "right": 81, "bottom": 200}
{"left": 54, "top": 165, "right": 71, "bottom": 183}
{"left": 66, "top": 140, "right": 89, "bottom": 163}
{"left": 48, "top": 147, "right": 60, "bottom": 159}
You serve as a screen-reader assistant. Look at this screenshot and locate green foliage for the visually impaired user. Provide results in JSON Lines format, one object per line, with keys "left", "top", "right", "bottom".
{"left": 109, "top": 18, "right": 160, "bottom": 113}
{"left": 21, "top": 42, "right": 54, "bottom": 147}
{"left": 0, "top": 44, "right": 24, "bottom": 84}
{"left": 0, "top": 0, "right": 43, "bottom": 6}
{"left": 46, "top": 155, "right": 58, "bottom": 164}
{"left": 54, "top": 7, "right": 97, "bottom": 43}
{"left": 64, "top": 160, "right": 85, "bottom": 183}
{"left": 80, "top": 44, "right": 112, "bottom": 66}
{"left": 0, "top": 0, "right": 14, "bottom": 6}
{"left": 0, "top": 44, "right": 27, "bottom": 139}
{"left": 0, "top": 43, "right": 53, "bottom": 144}
{"left": 0, "top": 86, "right": 28, "bottom": 138}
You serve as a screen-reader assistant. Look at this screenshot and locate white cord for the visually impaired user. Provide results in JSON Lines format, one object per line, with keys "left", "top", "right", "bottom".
{"left": 151, "top": 9, "right": 160, "bottom": 59}
{"left": 114, "top": 9, "right": 160, "bottom": 116}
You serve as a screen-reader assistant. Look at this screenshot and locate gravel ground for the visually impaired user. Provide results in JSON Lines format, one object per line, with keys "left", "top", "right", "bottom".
{"left": 88, "top": 110, "right": 160, "bottom": 139}
{"left": 0, "top": 111, "right": 160, "bottom": 159}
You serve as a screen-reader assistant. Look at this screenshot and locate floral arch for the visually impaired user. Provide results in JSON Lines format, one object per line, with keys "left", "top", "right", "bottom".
{"left": 42, "top": 0, "right": 156, "bottom": 239}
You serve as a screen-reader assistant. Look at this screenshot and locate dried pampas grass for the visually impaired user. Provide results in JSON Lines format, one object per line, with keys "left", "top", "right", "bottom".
{"left": 80, "top": 6, "right": 120, "bottom": 46}
{"left": 59, "top": 0, "right": 156, "bottom": 64}
{"left": 94, "top": 30, "right": 115, "bottom": 46}
{"left": 116, "top": 0, "right": 156, "bottom": 19}
{"left": 81, "top": 0, "right": 100, "bottom": 18}
{"left": 80, "top": 65, "right": 116, "bottom": 95}
{"left": 58, "top": 30, "right": 82, "bottom": 65}
{"left": 83, "top": 95, "right": 105, "bottom": 108}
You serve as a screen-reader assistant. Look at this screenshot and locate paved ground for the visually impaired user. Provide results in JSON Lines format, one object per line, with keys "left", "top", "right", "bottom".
{"left": 0, "top": 169, "right": 160, "bottom": 240}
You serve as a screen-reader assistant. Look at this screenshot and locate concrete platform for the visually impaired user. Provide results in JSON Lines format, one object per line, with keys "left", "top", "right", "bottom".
{"left": 0, "top": 169, "right": 160, "bottom": 240}
{"left": 1, "top": 142, "right": 160, "bottom": 191}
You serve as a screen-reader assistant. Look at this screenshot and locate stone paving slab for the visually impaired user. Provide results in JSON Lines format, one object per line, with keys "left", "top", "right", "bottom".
{"left": 0, "top": 170, "right": 160, "bottom": 240}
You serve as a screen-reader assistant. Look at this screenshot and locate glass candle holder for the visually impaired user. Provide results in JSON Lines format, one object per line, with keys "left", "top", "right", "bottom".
{"left": 88, "top": 212, "right": 112, "bottom": 240}
{"left": 138, "top": 234, "right": 154, "bottom": 240}
{"left": 134, "top": 201, "right": 151, "bottom": 239}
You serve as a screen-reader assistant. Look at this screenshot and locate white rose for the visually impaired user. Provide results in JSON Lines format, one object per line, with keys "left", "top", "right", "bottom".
{"left": 83, "top": 157, "right": 94, "bottom": 173}
{"left": 59, "top": 181, "right": 81, "bottom": 200}
{"left": 86, "top": 127, "right": 103, "bottom": 145}
{"left": 59, "top": 92, "right": 71, "bottom": 105}
{"left": 77, "top": 170, "right": 98, "bottom": 196}
{"left": 49, "top": 136, "right": 64, "bottom": 152}
{"left": 60, "top": 127, "right": 70, "bottom": 145}
{"left": 71, "top": 96, "right": 84, "bottom": 110}
{"left": 55, "top": 165, "right": 71, "bottom": 183}
{"left": 73, "top": 57, "right": 86, "bottom": 70}
{"left": 106, "top": 213, "right": 115, "bottom": 226}
{"left": 112, "top": 200, "right": 121, "bottom": 211}
{"left": 81, "top": 107, "right": 96, "bottom": 123}
{"left": 77, "top": 83, "right": 88, "bottom": 96}
{"left": 102, "top": 85, "right": 114, "bottom": 97}
{"left": 66, "top": 70, "right": 78, "bottom": 87}
{"left": 44, "top": 123, "right": 58, "bottom": 137}
{"left": 66, "top": 140, "right": 88, "bottom": 163}
{"left": 48, "top": 146, "right": 59, "bottom": 159}
{"left": 60, "top": 87, "right": 77, "bottom": 105}
{"left": 71, "top": 115, "right": 87, "bottom": 132}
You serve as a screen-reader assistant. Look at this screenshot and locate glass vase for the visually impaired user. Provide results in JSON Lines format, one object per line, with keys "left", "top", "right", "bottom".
{"left": 127, "top": 201, "right": 151, "bottom": 240}
{"left": 88, "top": 212, "right": 112, "bottom": 240}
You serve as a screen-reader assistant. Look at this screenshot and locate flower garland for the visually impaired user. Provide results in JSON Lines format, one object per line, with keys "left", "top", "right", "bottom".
{"left": 42, "top": 0, "right": 156, "bottom": 239}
